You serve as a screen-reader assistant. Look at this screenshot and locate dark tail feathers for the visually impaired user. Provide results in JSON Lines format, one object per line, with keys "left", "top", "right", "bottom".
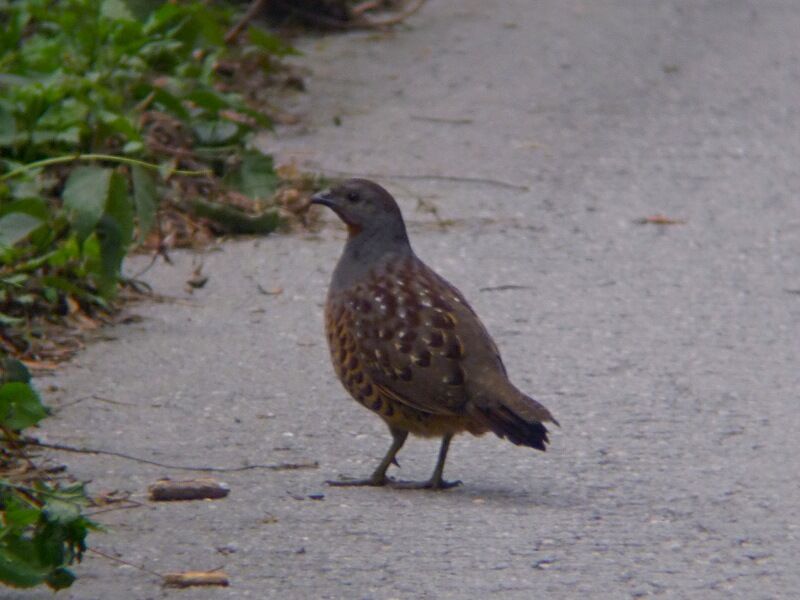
{"left": 468, "top": 385, "right": 558, "bottom": 451}
{"left": 474, "top": 404, "right": 551, "bottom": 450}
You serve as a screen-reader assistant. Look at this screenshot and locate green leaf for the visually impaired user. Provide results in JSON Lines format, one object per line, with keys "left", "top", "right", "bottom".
{"left": 138, "top": 40, "right": 185, "bottom": 66}
{"left": 142, "top": 1, "right": 181, "bottom": 31}
{"left": 234, "top": 104, "right": 271, "bottom": 128}
{"left": 101, "top": 0, "right": 135, "bottom": 20}
{"left": 104, "top": 171, "right": 134, "bottom": 250}
{"left": 43, "top": 497, "right": 82, "bottom": 526}
{"left": 122, "top": 140, "right": 144, "bottom": 154}
{"left": 62, "top": 166, "right": 112, "bottom": 242}
{"left": 1, "top": 358, "right": 31, "bottom": 384}
{"left": 42, "top": 287, "right": 58, "bottom": 303}
{"left": 225, "top": 150, "right": 278, "bottom": 199}
{"left": 193, "top": 119, "right": 241, "bottom": 146}
{"left": 0, "top": 381, "right": 49, "bottom": 431}
{"left": 97, "top": 111, "right": 140, "bottom": 140}
{"left": 0, "top": 274, "right": 28, "bottom": 288}
{"left": 131, "top": 165, "right": 157, "bottom": 242}
{"left": 184, "top": 6, "right": 227, "bottom": 46}
{"left": 0, "top": 494, "right": 39, "bottom": 530}
{"left": 186, "top": 89, "right": 231, "bottom": 112}
{"left": 31, "top": 128, "right": 81, "bottom": 146}
{"left": 0, "top": 103, "right": 16, "bottom": 147}
{"left": 39, "top": 276, "right": 86, "bottom": 298}
{"left": 37, "top": 99, "right": 89, "bottom": 132}
{"left": 0, "top": 313, "right": 25, "bottom": 327}
{"left": 89, "top": 172, "right": 132, "bottom": 297}
{"left": 45, "top": 567, "right": 76, "bottom": 591}
{"left": 18, "top": 36, "right": 62, "bottom": 73}
{"left": 6, "top": 176, "right": 43, "bottom": 203}
{"left": 44, "top": 236, "right": 81, "bottom": 269}
{"left": 150, "top": 87, "right": 190, "bottom": 119}
{"left": 0, "top": 479, "right": 95, "bottom": 591}
{"left": 247, "top": 26, "right": 299, "bottom": 57}
{"left": 32, "top": 522, "right": 64, "bottom": 575}
{"left": 0, "top": 547, "right": 48, "bottom": 589}
{"left": 0, "top": 212, "right": 43, "bottom": 249}
{"left": 0, "top": 198, "right": 50, "bottom": 221}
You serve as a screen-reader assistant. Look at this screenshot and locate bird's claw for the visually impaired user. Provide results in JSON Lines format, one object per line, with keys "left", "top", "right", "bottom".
{"left": 386, "top": 478, "right": 462, "bottom": 491}
{"left": 325, "top": 476, "right": 461, "bottom": 490}
{"left": 325, "top": 476, "right": 388, "bottom": 487}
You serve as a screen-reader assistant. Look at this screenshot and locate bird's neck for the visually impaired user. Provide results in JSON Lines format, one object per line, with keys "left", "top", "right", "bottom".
{"left": 332, "top": 227, "right": 412, "bottom": 290}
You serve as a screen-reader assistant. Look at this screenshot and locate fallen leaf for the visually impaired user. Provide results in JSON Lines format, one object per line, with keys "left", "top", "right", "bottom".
{"left": 276, "top": 162, "right": 300, "bottom": 180}
{"left": 71, "top": 311, "right": 101, "bottom": 330}
{"left": 20, "top": 360, "right": 61, "bottom": 371}
{"left": 65, "top": 296, "right": 80, "bottom": 315}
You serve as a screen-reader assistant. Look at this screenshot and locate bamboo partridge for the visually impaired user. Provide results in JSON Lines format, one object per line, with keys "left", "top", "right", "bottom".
{"left": 312, "top": 179, "right": 558, "bottom": 489}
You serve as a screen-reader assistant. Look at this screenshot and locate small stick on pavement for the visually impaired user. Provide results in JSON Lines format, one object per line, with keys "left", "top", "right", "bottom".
{"left": 89, "top": 547, "right": 165, "bottom": 580}
{"left": 149, "top": 478, "right": 230, "bottom": 501}
{"left": 163, "top": 570, "right": 230, "bottom": 588}
{"left": 633, "top": 214, "right": 686, "bottom": 225}
{"left": 90, "top": 548, "right": 230, "bottom": 588}
{"left": 10, "top": 437, "right": 318, "bottom": 472}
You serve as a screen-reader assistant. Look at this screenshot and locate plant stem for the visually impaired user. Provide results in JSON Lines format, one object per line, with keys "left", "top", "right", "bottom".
{"left": 1, "top": 154, "right": 211, "bottom": 181}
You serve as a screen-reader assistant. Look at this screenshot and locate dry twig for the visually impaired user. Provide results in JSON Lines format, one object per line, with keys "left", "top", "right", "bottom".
{"left": 11, "top": 437, "right": 319, "bottom": 472}
{"left": 149, "top": 478, "right": 230, "bottom": 501}
{"left": 163, "top": 571, "right": 230, "bottom": 588}
{"left": 225, "top": 0, "right": 269, "bottom": 44}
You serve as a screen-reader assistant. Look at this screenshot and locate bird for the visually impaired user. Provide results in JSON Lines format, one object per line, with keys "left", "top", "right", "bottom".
{"left": 311, "top": 179, "right": 559, "bottom": 489}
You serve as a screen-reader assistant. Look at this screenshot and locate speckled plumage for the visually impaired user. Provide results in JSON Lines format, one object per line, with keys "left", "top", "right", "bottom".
{"left": 312, "top": 179, "right": 558, "bottom": 489}
{"left": 325, "top": 253, "right": 492, "bottom": 437}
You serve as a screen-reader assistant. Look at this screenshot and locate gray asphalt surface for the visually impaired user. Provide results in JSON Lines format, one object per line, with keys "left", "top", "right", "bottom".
{"left": 11, "top": 1, "right": 800, "bottom": 598}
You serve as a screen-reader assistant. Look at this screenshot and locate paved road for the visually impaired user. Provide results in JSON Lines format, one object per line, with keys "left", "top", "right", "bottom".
{"left": 14, "top": 1, "right": 800, "bottom": 598}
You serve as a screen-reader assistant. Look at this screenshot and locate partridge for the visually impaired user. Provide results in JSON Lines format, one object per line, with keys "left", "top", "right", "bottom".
{"left": 312, "top": 179, "right": 558, "bottom": 489}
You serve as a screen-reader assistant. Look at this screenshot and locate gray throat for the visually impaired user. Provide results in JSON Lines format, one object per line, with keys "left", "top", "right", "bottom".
{"left": 330, "top": 228, "right": 412, "bottom": 292}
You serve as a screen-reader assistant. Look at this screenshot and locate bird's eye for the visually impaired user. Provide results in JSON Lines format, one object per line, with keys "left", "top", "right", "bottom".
{"left": 346, "top": 191, "right": 360, "bottom": 203}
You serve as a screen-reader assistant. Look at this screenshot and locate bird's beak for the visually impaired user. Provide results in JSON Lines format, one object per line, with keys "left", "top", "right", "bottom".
{"left": 309, "top": 188, "right": 361, "bottom": 236}
{"left": 310, "top": 189, "right": 335, "bottom": 208}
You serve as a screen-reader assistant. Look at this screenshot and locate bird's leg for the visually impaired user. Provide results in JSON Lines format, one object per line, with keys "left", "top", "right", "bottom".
{"left": 327, "top": 427, "right": 408, "bottom": 487}
{"left": 390, "top": 433, "right": 462, "bottom": 490}
{"left": 427, "top": 433, "right": 461, "bottom": 489}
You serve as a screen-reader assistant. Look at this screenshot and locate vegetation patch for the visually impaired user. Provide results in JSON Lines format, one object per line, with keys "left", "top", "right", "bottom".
{"left": 0, "top": 358, "right": 97, "bottom": 591}
{"left": 0, "top": 0, "right": 321, "bottom": 363}
{"left": 0, "top": 0, "right": 426, "bottom": 591}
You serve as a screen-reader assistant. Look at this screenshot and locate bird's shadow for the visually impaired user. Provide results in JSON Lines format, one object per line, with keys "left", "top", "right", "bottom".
{"left": 339, "top": 477, "right": 585, "bottom": 511}
{"left": 450, "top": 481, "right": 584, "bottom": 510}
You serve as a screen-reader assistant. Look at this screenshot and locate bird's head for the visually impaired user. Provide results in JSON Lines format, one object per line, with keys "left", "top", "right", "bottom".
{"left": 311, "top": 179, "right": 408, "bottom": 242}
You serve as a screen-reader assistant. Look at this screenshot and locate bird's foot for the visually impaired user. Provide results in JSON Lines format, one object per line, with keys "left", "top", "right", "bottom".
{"left": 388, "top": 478, "right": 462, "bottom": 491}
{"left": 325, "top": 475, "right": 388, "bottom": 487}
{"left": 326, "top": 475, "right": 461, "bottom": 490}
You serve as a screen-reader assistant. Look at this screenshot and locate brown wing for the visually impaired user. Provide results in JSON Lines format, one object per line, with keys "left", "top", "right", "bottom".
{"left": 328, "top": 255, "right": 507, "bottom": 416}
